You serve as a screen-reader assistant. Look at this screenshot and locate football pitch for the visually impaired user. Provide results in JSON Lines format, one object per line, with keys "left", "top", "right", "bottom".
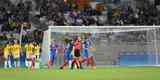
{"left": 0, "top": 67, "right": 160, "bottom": 80}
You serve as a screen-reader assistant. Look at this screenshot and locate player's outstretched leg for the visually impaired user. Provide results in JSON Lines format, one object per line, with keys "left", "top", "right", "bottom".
{"left": 60, "top": 60, "right": 68, "bottom": 69}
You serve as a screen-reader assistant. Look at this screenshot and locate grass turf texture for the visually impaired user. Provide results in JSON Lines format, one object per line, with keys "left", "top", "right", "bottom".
{"left": 0, "top": 67, "right": 160, "bottom": 80}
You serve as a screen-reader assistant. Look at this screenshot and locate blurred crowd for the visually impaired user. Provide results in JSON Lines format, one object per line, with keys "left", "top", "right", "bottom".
{"left": 0, "top": 0, "right": 159, "bottom": 28}
{"left": 0, "top": 0, "right": 159, "bottom": 46}
{"left": 41, "top": 0, "right": 160, "bottom": 26}
{"left": 108, "top": 2, "right": 160, "bottom": 25}
{"left": 0, "top": 0, "right": 43, "bottom": 48}
{"left": 0, "top": 0, "right": 32, "bottom": 33}
{"left": 0, "top": 1, "right": 159, "bottom": 46}
{"left": 40, "top": 0, "right": 106, "bottom": 26}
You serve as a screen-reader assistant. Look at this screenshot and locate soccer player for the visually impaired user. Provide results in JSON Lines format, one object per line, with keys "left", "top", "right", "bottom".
{"left": 48, "top": 41, "right": 58, "bottom": 69}
{"left": 25, "top": 41, "right": 35, "bottom": 69}
{"left": 4, "top": 42, "right": 13, "bottom": 68}
{"left": 71, "top": 36, "right": 82, "bottom": 69}
{"left": 12, "top": 40, "right": 21, "bottom": 67}
{"left": 4, "top": 43, "right": 9, "bottom": 68}
{"left": 81, "top": 37, "right": 92, "bottom": 66}
{"left": 9, "top": 41, "right": 15, "bottom": 67}
{"left": 81, "top": 36, "right": 96, "bottom": 69}
{"left": 60, "top": 39, "right": 73, "bottom": 69}
{"left": 33, "top": 42, "right": 41, "bottom": 68}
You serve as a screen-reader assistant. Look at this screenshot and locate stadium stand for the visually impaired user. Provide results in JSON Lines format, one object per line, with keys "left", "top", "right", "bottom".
{"left": 0, "top": 0, "right": 159, "bottom": 28}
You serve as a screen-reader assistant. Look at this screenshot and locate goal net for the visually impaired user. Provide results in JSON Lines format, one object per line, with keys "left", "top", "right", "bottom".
{"left": 41, "top": 26, "right": 160, "bottom": 66}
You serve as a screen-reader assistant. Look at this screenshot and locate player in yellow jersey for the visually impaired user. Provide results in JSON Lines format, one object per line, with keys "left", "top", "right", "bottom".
{"left": 33, "top": 42, "right": 41, "bottom": 68}
{"left": 4, "top": 42, "right": 12, "bottom": 68}
{"left": 25, "top": 41, "right": 35, "bottom": 69}
{"left": 4, "top": 44, "right": 10, "bottom": 61}
{"left": 34, "top": 42, "right": 41, "bottom": 60}
{"left": 12, "top": 40, "right": 21, "bottom": 67}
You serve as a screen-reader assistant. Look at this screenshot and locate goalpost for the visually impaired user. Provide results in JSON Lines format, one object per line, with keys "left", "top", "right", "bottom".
{"left": 41, "top": 26, "right": 160, "bottom": 66}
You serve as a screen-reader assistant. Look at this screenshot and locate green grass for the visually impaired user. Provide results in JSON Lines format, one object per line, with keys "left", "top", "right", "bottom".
{"left": 0, "top": 67, "right": 160, "bottom": 80}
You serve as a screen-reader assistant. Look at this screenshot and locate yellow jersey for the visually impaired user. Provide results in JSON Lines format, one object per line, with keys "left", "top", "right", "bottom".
{"left": 4, "top": 45, "right": 10, "bottom": 59}
{"left": 12, "top": 44, "right": 21, "bottom": 56}
{"left": 25, "top": 43, "right": 34, "bottom": 56}
{"left": 6, "top": 44, "right": 14, "bottom": 54}
{"left": 9, "top": 44, "right": 14, "bottom": 54}
{"left": 34, "top": 45, "right": 40, "bottom": 55}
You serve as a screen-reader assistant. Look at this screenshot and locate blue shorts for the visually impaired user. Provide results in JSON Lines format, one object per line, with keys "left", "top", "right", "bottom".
{"left": 64, "top": 50, "right": 73, "bottom": 61}
{"left": 83, "top": 49, "right": 89, "bottom": 58}
{"left": 50, "top": 52, "right": 57, "bottom": 63}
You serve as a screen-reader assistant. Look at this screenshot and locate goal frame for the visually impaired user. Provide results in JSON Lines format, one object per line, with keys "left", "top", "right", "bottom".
{"left": 41, "top": 26, "right": 159, "bottom": 66}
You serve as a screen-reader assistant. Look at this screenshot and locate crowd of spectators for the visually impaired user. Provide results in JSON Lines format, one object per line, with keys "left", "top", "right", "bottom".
{"left": 39, "top": 0, "right": 106, "bottom": 26}
{"left": 39, "top": 0, "right": 160, "bottom": 26}
{"left": 0, "top": 0, "right": 43, "bottom": 48}
{"left": 108, "top": 2, "right": 160, "bottom": 25}
{"left": 0, "top": 0, "right": 159, "bottom": 44}
{"left": 0, "top": 0, "right": 32, "bottom": 33}
{"left": 0, "top": 0, "right": 159, "bottom": 28}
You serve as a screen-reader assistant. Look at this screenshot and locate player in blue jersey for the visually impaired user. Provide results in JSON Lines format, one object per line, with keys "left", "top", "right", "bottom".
{"left": 60, "top": 39, "right": 73, "bottom": 69}
{"left": 48, "top": 41, "right": 58, "bottom": 69}
{"left": 81, "top": 36, "right": 96, "bottom": 69}
{"left": 81, "top": 37, "right": 92, "bottom": 66}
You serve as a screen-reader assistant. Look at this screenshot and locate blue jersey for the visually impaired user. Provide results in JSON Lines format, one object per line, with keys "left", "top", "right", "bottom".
{"left": 64, "top": 43, "right": 73, "bottom": 61}
{"left": 49, "top": 44, "right": 58, "bottom": 63}
{"left": 50, "top": 44, "right": 57, "bottom": 54}
{"left": 83, "top": 39, "right": 91, "bottom": 49}
{"left": 66, "top": 43, "right": 73, "bottom": 53}
{"left": 83, "top": 39, "right": 92, "bottom": 57}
